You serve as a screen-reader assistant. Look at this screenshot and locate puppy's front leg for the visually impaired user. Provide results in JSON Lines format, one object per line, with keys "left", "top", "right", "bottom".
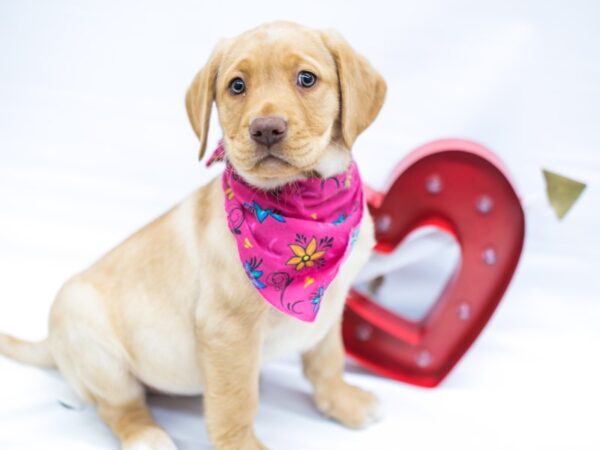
{"left": 198, "top": 308, "right": 267, "bottom": 450}
{"left": 302, "top": 320, "right": 381, "bottom": 428}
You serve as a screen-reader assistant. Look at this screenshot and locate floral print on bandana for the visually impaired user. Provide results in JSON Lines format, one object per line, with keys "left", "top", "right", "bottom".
{"left": 208, "top": 140, "right": 364, "bottom": 322}
{"left": 287, "top": 236, "right": 327, "bottom": 271}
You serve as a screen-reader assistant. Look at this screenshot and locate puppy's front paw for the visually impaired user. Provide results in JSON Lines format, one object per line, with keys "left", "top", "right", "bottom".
{"left": 123, "top": 426, "right": 178, "bottom": 450}
{"left": 214, "top": 433, "right": 268, "bottom": 450}
{"left": 314, "top": 381, "right": 382, "bottom": 429}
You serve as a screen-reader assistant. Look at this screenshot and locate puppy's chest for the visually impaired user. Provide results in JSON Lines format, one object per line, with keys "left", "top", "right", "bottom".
{"left": 260, "top": 284, "right": 345, "bottom": 363}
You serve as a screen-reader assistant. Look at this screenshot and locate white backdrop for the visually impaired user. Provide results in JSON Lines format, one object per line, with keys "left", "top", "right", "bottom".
{"left": 1, "top": 1, "right": 599, "bottom": 449}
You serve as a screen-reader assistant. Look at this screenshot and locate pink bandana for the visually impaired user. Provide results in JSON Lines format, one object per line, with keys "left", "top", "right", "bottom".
{"left": 207, "top": 142, "right": 364, "bottom": 322}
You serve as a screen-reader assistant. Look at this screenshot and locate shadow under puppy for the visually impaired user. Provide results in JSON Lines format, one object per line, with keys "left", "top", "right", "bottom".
{"left": 0, "top": 21, "right": 386, "bottom": 450}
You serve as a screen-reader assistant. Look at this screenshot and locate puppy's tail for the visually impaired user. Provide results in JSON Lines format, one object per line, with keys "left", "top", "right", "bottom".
{"left": 0, "top": 333, "right": 55, "bottom": 368}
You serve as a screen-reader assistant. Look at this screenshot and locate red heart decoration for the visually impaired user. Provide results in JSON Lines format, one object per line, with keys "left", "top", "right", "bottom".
{"left": 343, "top": 139, "right": 525, "bottom": 387}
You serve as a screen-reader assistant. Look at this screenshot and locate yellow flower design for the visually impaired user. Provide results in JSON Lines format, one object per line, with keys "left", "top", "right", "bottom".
{"left": 345, "top": 172, "right": 353, "bottom": 189}
{"left": 286, "top": 237, "right": 325, "bottom": 271}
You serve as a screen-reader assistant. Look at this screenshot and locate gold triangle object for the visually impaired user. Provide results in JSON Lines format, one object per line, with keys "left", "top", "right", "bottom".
{"left": 543, "top": 169, "right": 586, "bottom": 220}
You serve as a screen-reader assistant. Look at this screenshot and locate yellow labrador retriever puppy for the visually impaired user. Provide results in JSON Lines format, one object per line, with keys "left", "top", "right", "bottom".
{"left": 0, "top": 21, "right": 386, "bottom": 450}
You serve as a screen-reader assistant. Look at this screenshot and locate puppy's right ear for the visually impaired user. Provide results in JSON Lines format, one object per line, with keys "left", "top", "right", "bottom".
{"left": 186, "top": 41, "right": 226, "bottom": 160}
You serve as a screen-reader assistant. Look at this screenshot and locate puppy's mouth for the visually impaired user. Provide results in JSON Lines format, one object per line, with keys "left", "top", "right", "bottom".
{"left": 255, "top": 153, "right": 294, "bottom": 169}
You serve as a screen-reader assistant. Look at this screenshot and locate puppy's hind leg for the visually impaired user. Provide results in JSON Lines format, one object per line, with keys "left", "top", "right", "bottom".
{"left": 55, "top": 336, "right": 177, "bottom": 450}
{"left": 50, "top": 282, "right": 177, "bottom": 450}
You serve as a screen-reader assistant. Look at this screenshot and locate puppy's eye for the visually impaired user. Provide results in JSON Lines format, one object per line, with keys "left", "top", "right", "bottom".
{"left": 297, "top": 71, "right": 317, "bottom": 88}
{"left": 229, "top": 78, "right": 246, "bottom": 95}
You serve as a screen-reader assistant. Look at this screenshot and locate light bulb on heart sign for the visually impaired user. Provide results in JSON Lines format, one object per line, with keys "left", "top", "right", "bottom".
{"left": 343, "top": 139, "right": 525, "bottom": 388}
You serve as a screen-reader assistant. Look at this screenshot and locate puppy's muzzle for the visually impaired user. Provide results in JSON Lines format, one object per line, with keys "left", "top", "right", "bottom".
{"left": 249, "top": 116, "right": 287, "bottom": 148}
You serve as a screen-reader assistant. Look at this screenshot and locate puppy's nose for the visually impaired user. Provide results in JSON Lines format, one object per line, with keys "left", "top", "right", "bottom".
{"left": 249, "top": 117, "right": 287, "bottom": 147}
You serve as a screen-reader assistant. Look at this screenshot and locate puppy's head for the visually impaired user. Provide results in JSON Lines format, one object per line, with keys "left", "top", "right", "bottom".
{"left": 186, "top": 21, "right": 386, "bottom": 189}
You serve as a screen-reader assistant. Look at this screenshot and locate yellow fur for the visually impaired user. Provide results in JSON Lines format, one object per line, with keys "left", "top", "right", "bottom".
{"left": 0, "top": 21, "right": 386, "bottom": 450}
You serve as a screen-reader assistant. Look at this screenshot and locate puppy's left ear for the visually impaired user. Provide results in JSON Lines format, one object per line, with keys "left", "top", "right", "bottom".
{"left": 186, "top": 40, "right": 226, "bottom": 160}
{"left": 321, "top": 30, "right": 387, "bottom": 150}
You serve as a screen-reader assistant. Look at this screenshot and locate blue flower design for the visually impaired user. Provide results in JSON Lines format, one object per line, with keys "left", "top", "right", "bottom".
{"left": 250, "top": 201, "right": 285, "bottom": 224}
{"left": 332, "top": 214, "right": 347, "bottom": 225}
{"left": 244, "top": 257, "right": 266, "bottom": 289}
{"left": 311, "top": 287, "right": 324, "bottom": 313}
{"left": 350, "top": 227, "right": 360, "bottom": 248}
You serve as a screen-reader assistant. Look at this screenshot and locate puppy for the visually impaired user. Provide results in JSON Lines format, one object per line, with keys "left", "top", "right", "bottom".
{"left": 0, "top": 21, "right": 386, "bottom": 450}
